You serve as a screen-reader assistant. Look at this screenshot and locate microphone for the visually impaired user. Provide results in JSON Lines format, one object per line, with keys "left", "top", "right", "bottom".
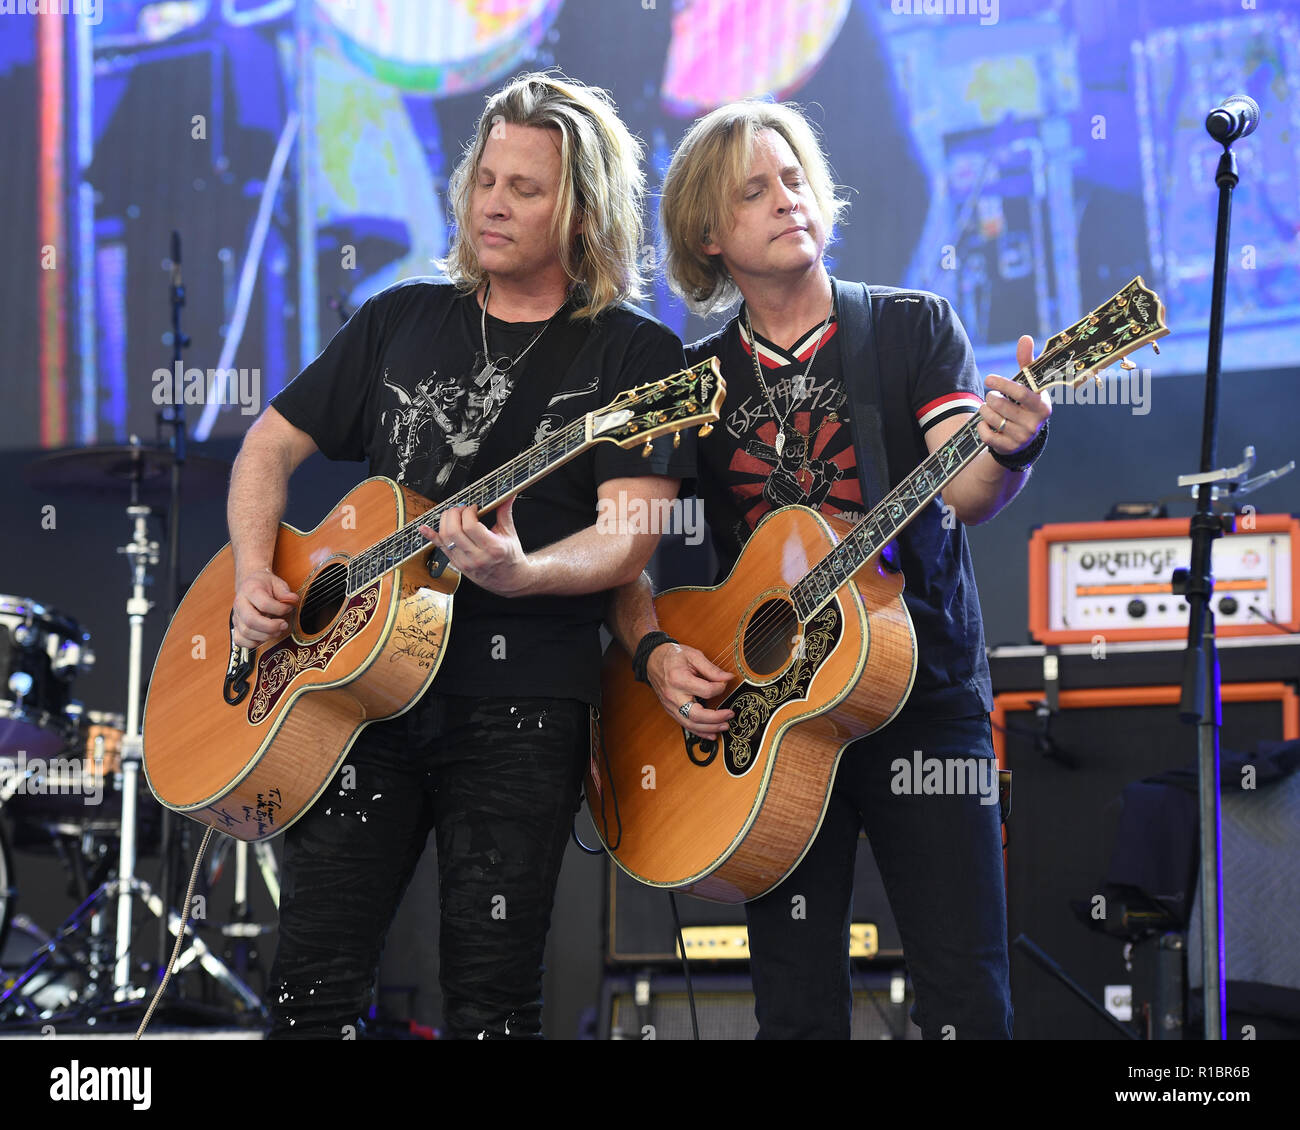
{"left": 1205, "top": 94, "right": 1260, "bottom": 143}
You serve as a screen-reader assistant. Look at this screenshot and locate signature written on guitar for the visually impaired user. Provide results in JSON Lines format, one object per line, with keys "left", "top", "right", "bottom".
{"left": 391, "top": 598, "right": 444, "bottom": 668}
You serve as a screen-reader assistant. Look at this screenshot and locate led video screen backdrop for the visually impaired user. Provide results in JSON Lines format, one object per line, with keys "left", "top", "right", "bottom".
{"left": 0, "top": 0, "right": 1294, "bottom": 450}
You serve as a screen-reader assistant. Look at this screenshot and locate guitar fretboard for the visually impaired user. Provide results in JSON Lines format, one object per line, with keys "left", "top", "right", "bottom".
{"left": 790, "top": 372, "right": 1033, "bottom": 621}
{"left": 345, "top": 417, "right": 589, "bottom": 591}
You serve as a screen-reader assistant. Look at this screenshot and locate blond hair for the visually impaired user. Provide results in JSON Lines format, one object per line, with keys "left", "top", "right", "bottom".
{"left": 660, "top": 102, "right": 848, "bottom": 314}
{"left": 442, "top": 72, "right": 646, "bottom": 320}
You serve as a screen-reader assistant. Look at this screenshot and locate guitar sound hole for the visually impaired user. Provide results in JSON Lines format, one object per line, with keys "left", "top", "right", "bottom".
{"left": 298, "top": 563, "right": 347, "bottom": 636}
{"left": 741, "top": 598, "right": 799, "bottom": 678}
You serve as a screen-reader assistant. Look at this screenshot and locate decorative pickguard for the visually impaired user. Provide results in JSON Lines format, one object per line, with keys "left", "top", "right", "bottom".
{"left": 719, "top": 602, "right": 842, "bottom": 776}
{"left": 247, "top": 584, "right": 382, "bottom": 724}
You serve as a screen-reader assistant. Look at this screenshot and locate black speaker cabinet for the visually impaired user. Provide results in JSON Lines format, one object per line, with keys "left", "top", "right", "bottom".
{"left": 992, "top": 681, "right": 1299, "bottom": 1040}
{"left": 599, "top": 970, "right": 920, "bottom": 1040}
{"left": 605, "top": 832, "right": 902, "bottom": 964}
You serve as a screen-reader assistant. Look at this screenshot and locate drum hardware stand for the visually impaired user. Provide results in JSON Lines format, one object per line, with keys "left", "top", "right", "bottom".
{"left": 111, "top": 451, "right": 264, "bottom": 1017}
{"left": 206, "top": 836, "right": 280, "bottom": 984}
{"left": 0, "top": 450, "right": 266, "bottom": 1028}
{"left": 0, "top": 871, "right": 263, "bottom": 1026}
{"left": 0, "top": 815, "right": 14, "bottom": 954}
{"left": 110, "top": 484, "right": 156, "bottom": 1000}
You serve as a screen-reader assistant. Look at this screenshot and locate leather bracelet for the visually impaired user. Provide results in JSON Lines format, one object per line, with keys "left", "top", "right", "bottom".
{"left": 991, "top": 416, "right": 1048, "bottom": 473}
{"left": 633, "top": 630, "right": 677, "bottom": 684}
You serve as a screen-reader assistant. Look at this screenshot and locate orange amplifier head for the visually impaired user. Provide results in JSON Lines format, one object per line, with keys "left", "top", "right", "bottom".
{"left": 1028, "top": 515, "right": 1299, "bottom": 644}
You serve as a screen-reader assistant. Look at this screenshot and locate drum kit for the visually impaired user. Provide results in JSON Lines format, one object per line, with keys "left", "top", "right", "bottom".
{"left": 0, "top": 440, "right": 278, "bottom": 1030}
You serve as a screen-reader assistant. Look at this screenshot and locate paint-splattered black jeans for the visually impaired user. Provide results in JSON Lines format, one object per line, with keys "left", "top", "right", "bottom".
{"left": 265, "top": 693, "right": 589, "bottom": 1040}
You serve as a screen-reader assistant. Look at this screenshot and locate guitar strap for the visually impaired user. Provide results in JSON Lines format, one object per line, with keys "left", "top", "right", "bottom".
{"left": 439, "top": 298, "right": 593, "bottom": 501}
{"left": 834, "top": 279, "right": 892, "bottom": 511}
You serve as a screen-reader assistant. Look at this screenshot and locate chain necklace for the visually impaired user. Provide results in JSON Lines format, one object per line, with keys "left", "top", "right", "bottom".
{"left": 743, "top": 282, "right": 836, "bottom": 459}
{"left": 476, "top": 281, "right": 561, "bottom": 401}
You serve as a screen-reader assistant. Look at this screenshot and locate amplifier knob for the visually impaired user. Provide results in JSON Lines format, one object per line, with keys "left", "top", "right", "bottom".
{"left": 1126, "top": 599, "right": 1147, "bottom": 618}
{"left": 1219, "top": 596, "right": 1239, "bottom": 616}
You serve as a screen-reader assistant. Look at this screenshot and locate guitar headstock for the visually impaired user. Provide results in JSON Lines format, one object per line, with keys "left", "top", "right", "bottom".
{"left": 1022, "top": 277, "right": 1170, "bottom": 394}
{"left": 590, "top": 357, "right": 726, "bottom": 453}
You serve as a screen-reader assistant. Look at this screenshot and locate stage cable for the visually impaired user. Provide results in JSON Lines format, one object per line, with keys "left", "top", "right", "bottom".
{"left": 667, "top": 891, "right": 699, "bottom": 1040}
{"left": 572, "top": 706, "right": 621, "bottom": 854}
{"left": 134, "top": 826, "right": 214, "bottom": 1039}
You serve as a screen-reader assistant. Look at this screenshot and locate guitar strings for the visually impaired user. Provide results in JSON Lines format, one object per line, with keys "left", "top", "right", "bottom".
{"left": 300, "top": 301, "right": 1124, "bottom": 678}
{"left": 692, "top": 391, "right": 998, "bottom": 674}
{"left": 690, "top": 362, "right": 1052, "bottom": 682}
{"left": 292, "top": 294, "right": 1145, "bottom": 649}
{"left": 694, "top": 300, "right": 1151, "bottom": 676}
{"left": 293, "top": 377, "right": 704, "bottom": 622}
{"left": 294, "top": 414, "right": 590, "bottom": 621}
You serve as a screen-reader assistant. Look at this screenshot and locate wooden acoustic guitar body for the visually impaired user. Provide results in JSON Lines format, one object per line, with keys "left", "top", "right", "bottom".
{"left": 588, "top": 505, "right": 917, "bottom": 903}
{"left": 143, "top": 477, "right": 455, "bottom": 841}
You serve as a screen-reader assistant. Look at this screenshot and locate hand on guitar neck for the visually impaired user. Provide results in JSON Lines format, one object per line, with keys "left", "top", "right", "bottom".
{"left": 417, "top": 496, "right": 533, "bottom": 599}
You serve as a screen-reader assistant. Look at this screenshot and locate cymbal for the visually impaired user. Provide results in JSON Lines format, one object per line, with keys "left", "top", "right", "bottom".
{"left": 23, "top": 444, "right": 231, "bottom": 503}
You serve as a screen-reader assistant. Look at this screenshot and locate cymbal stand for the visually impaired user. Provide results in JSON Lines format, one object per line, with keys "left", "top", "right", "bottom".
{"left": 0, "top": 453, "right": 264, "bottom": 1026}
{"left": 110, "top": 456, "right": 263, "bottom": 1013}
{"left": 110, "top": 460, "right": 154, "bottom": 997}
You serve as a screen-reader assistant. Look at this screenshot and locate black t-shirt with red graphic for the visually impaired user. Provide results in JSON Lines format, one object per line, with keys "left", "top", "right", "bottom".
{"left": 686, "top": 284, "right": 993, "bottom": 719}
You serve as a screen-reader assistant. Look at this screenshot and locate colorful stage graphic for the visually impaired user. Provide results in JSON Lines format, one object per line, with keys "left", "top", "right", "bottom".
{"left": 1, "top": 0, "right": 1294, "bottom": 449}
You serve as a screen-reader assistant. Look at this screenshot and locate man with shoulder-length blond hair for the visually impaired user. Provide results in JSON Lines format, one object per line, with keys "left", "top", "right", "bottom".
{"left": 230, "top": 71, "right": 693, "bottom": 1038}
{"left": 609, "top": 100, "right": 1050, "bottom": 1039}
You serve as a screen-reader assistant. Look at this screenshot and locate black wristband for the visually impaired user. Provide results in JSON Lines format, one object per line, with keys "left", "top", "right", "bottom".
{"left": 991, "top": 416, "right": 1049, "bottom": 473}
{"left": 633, "top": 631, "right": 677, "bottom": 684}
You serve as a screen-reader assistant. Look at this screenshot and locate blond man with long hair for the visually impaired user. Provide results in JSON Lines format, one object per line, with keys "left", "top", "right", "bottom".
{"left": 610, "top": 101, "right": 1049, "bottom": 1039}
{"left": 231, "top": 72, "right": 692, "bottom": 1039}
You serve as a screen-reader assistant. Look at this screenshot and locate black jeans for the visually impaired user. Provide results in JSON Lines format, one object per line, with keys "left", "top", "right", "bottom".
{"left": 746, "top": 713, "right": 1012, "bottom": 1039}
{"left": 266, "top": 693, "right": 589, "bottom": 1039}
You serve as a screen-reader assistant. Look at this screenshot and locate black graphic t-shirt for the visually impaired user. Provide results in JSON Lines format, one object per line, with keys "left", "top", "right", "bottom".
{"left": 688, "top": 284, "right": 993, "bottom": 718}
{"left": 271, "top": 277, "right": 692, "bottom": 707}
{"left": 704, "top": 311, "right": 861, "bottom": 543}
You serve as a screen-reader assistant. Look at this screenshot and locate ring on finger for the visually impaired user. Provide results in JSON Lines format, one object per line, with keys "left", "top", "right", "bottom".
{"left": 679, "top": 700, "right": 693, "bottom": 719}
{"left": 996, "top": 416, "right": 1007, "bottom": 434}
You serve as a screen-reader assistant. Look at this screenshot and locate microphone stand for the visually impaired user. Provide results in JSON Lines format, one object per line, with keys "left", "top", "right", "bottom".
{"left": 1175, "top": 104, "right": 1254, "bottom": 1041}
{"left": 157, "top": 232, "right": 191, "bottom": 980}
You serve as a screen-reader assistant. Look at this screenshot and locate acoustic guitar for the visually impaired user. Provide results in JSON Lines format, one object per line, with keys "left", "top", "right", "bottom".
{"left": 143, "top": 359, "right": 724, "bottom": 841}
{"left": 587, "top": 278, "right": 1169, "bottom": 902}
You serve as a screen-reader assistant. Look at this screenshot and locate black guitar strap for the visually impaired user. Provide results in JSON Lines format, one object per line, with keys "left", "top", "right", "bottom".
{"left": 834, "top": 279, "right": 892, "bottom": 510}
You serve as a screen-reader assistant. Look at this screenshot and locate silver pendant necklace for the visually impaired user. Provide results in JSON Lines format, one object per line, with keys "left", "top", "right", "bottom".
{"left": 743, "top": 283, "right": 835, "bottom": 458}
{"left": 477, "top": 282, "right": 561, "bottom": 401}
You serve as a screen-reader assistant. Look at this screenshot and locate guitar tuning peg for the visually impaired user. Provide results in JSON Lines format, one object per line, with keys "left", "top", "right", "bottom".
{"left": 641, "top": 440, "right": 654, "bottom": 458}
{"left": 673, "top": 432, "right": 681, "bottom": 448}
{"left": 1151, "top": 342, "right": 1160, "bottom": 354}
{"left": 698, "top": 423, "right": 714, "bottom": 437}
{"left": 1119, "top": 357, "right": 1136, "bottom": 370}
